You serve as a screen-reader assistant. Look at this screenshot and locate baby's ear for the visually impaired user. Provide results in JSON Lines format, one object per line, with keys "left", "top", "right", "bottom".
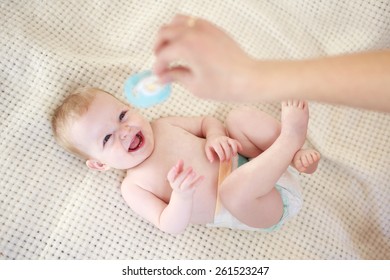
{"left": 86, "top": 159, "right": 110, "bottom": 171}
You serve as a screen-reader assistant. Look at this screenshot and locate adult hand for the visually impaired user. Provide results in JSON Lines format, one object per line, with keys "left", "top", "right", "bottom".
{"left": 154, "top": 15, "right": 390, "bottom": 112}
{"left": 153, "top": 14, "right": 255, "bottom": 101}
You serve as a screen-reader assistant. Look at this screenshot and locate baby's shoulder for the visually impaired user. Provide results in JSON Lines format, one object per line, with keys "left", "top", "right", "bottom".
{"left": 121, "top": 165, "right": 154, "bottom": 188}
{"left": 152, "top": 117, "right": 173, "bottom": 125}
{"left": 151, "top": 117, "right": 180, "bottom": 132}
{"left": 122, "top": 168, "right": 142, "bottom": 186}
{"left": 120, "top": 173, "right": 151, "bottom": 206}
{"left": 120, "top": 172, "right": 144, "bottom": 197}
{"left": 121, "top": 173, "right": 135, "bottom": 190}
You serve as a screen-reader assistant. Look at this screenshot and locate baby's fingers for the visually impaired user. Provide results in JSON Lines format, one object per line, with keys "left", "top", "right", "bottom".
{"left": 191, "top": 175, "right": 205, "bottom": 188}
{"left": 220, "top": 140, "right": 233, "bottom": 161}
{"left": 220, "top": 139, "right": 242, "bottom": 161}
{"left": 181, "top": 171, "right": 204, "bottom": 190}
{"left": 228, "top": 139, "right": 242, "bottom": 156}
{"left": 172, "top": 166, "right": 195, "bottom": 188}
{"left": 206, "top": 144, "right": 225, "bottom": 162}
{"left": 205, "top": 146, "right": 216, "bottom": 163}
{"left": 167, "top": 160, "right": 184, "bottom": 183}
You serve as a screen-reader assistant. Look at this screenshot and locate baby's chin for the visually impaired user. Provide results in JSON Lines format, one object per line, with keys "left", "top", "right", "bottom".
{"left": 116, "top": 153, "right": 154, "bottom": 170}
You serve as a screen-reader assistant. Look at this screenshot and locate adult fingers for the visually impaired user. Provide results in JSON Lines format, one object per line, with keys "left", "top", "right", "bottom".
{"left": 155, "top": 66, "right": 192, "bottom": 86}
{"left": 154, "top": 22, "right": 188, "bottom": 55}
{"left": 170, "top": 14, "right": 190, "bottom": 25}
{"left": 153, "top": 43, "right": 186, "bottom": 75}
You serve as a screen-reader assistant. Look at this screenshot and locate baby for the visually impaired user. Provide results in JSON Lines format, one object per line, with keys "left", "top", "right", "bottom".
{"left": 52, "top": 87, "right": 320, "bottom": 234}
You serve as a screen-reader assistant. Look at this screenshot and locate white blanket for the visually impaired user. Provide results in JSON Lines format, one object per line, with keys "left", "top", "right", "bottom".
{"left": 0, "top": 0, "right": 389, "bottom": 259}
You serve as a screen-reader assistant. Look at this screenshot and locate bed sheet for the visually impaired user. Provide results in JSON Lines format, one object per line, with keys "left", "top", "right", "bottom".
{"left": 0, "top": 0, "right": 389, "bottom": 259}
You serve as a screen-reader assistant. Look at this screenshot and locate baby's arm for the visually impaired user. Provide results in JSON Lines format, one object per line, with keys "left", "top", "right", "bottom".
{"left": 162, "top": 116, "right": 242, "bottom": 162}
{"left": 164, "top": 160, "right": 204, "bottom": 232}
{"left": 201, "top": 116, "right": 243, "bottom": 162}
{"left": 121, "top": 161, "right": 203, "bottom": 235}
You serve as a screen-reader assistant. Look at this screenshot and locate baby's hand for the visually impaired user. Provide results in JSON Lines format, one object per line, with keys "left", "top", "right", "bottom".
{"left": 205, "top": 135, "right": 242, "bottom": 162}
{"left": 167, "top": 160, "right": 204, "bottom": 199}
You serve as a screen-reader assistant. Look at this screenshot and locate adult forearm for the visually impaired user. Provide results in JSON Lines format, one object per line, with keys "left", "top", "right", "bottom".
{"left": 248, "top": 50, "right": 390, "bottom": 111}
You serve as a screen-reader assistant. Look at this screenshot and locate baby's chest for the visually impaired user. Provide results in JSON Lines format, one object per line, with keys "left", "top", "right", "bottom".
{"left": 154, "top": 126, "right": 207, "bottom": 163}
{"left": 157, "top": 127, "right": 203, "bottom": 151}
{"left": 129, "top": 165, "right": 172, "bottom": 203}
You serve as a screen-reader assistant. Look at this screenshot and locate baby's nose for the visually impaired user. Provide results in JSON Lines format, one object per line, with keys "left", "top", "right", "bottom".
{"left": 119, "top": 125, "right": 130, "bottom": 139}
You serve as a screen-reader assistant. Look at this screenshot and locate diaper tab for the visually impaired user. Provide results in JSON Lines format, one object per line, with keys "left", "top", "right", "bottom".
{"left": 215, "top": 158, "right": 233, "bottom": 215}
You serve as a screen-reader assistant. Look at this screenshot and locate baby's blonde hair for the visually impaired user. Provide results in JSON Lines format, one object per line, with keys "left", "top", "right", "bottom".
{"left": 51, "top": 87, "right": 101, "bottom": 159}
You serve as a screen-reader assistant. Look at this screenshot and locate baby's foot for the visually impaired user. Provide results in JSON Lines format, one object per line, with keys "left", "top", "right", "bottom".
{"left": 292, "top": 149, "right": 321, "bottom": 174}
{"left": 280, "top": 100, "right": 309, "bottom": 150}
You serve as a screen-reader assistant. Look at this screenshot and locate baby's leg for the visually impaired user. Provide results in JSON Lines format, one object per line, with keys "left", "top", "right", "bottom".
{"left": 292, "top": 149, "right": 321, "bottom": 174}
{"left": 220, "top": 101, "right": 308, "bottom": 228}
{"left": 225, "top": 107, "right": 281, "bottom": 158}
{"left": 226, "top": 106, "right": 320, "bottom": 174}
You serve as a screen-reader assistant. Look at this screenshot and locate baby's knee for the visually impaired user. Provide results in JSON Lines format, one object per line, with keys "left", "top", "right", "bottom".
{"left": 225, "top": 107, "right": 255, "bottom": 135}
{"left": 226, "top": 107, "right": 280, "bottom": 138}
{"left": 226, "top": 107, "right": 252, "bottom": 127}
{"left": 219, "top": 179, "right": 247, "bottom": 213}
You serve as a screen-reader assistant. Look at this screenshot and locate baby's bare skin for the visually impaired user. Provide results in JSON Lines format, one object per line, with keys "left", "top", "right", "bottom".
{"left": 69, "top": 90, "right": 319, "bottom": 234}
{"left": 293, "top": 149, "right": 321, "bottom": 174}
{"left": 122, "top": 119, "right": 220, "bottom": 225}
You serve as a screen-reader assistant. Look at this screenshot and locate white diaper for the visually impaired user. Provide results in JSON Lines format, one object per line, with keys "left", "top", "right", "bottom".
{"left": 207, "top": 166, "right": 302, "bottom": 232}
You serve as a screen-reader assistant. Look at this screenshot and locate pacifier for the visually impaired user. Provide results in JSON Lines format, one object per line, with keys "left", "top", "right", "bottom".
{"left": 124, "top": 70, "right": 171, "bottom": 108}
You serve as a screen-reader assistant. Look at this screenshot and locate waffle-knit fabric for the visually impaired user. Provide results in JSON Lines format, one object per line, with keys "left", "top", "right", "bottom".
{"left": 0, "top": 0, "right": 389, "bottom": 259}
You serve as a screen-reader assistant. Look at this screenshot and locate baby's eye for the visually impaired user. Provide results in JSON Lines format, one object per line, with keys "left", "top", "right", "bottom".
{"left": 103, "top": 134, "right": 112, "bottom": 147}
{"left": 119, "top": 110, "right": 127, "bottom": 121}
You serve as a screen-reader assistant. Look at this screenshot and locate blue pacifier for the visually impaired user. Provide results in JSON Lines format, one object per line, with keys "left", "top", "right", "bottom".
{"left": 124, "top": 70, "right": 171, "bottom": 108}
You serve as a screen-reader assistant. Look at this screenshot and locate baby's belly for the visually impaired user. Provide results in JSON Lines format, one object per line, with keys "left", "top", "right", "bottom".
{"left": 190, "top": 167, "right": 219, "bottom": 224}
{"left": 190, "top": 156, "right": 238, "bottom": 224}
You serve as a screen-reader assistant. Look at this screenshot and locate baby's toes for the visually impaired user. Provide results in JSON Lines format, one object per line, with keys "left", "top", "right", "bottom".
{"left": 307, "top": 153, "right": 316, "bottom": 164}
{"left": 312, "top": 151, "right": 321, "bottom": 161}
{"left": 302, "top": 154, "right": 311, "bottom": 167}
{"left": 294, "top": 158, "right": 306, "bottom": 172}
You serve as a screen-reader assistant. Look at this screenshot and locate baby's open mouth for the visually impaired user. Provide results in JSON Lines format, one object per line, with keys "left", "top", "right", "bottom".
{"left": 128, "top": 132, "right": 144, "bottom": 152}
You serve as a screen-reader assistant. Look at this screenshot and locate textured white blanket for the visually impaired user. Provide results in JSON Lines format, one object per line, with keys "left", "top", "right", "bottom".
{"left": 0, "top": 0, "right": 389, "bottom": 259}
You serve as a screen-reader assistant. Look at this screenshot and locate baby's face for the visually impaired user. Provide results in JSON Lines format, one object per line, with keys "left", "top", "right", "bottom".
{"left": 70, "top": 90, "right": 154, "bottom": 170}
